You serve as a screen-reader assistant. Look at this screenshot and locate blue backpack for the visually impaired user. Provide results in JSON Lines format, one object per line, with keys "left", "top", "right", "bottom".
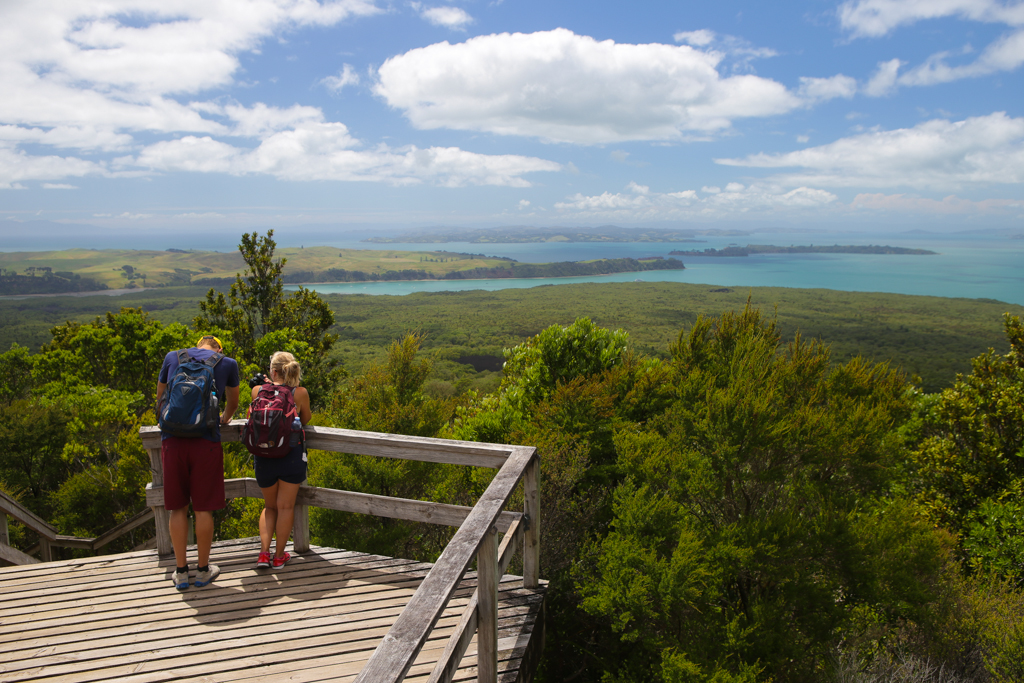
{"left": 158, "top": 349, "right": 224, "bottom": 437}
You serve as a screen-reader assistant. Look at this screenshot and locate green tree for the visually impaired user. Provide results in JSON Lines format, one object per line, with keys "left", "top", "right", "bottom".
{"left": 575, "top": 306, "right": 946, "bottom": 682}
{"left": 195, "top": 230, "right": 343, "bottom": 406}
{"left": 908, "top": 313, "right": 1024, "bottom": 583}
{"left": 32, "top": 308, "right": 192, "bottom": 410}
{"left": 313, "top": 334, "right": 459, "bottom": 559}
{"left": 0, "top": 343, "right": 34, "bottom": 405}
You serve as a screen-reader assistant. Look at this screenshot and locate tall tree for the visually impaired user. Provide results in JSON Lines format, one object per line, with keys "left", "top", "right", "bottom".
{"left": 194, "top": 230, "right": 343, "bottom": 405}
{"left": 574, "top": 306, "right": 946, "bottom": 683}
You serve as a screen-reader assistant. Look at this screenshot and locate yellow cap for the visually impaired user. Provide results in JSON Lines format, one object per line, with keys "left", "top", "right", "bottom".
{"left": 196, "top": 335, "right": 223, "bottom": 349}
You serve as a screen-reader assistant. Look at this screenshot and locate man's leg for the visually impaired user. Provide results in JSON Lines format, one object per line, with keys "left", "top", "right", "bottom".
{"left": 194, "top": 511, "right": 214, "bottom": 568}
{"left": 169, "top": 507, "right": 189, "bottom": 568}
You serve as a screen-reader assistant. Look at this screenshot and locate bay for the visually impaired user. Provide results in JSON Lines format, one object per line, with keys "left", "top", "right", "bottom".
{"left": 288, "top": 231, "right": 1024, "bottom": 306}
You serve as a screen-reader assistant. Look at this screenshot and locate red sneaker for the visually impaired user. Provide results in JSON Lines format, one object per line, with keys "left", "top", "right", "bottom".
{"left": 256, "top": 551, "right": 272, "bottom": 569}
{"left": 272, "top": 552, "right": 291, "bottom": 568}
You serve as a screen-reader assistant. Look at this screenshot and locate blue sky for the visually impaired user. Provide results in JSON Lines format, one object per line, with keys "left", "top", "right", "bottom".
{"left": 1, "top": 0, "right": 1023, "bottom": 243}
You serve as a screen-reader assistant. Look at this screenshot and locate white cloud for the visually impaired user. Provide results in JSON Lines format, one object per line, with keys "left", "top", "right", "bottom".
{"left": 42, "top": 183, "right": 77, "bottom": 189}
{"left": 419, "top": 6, "right": 473, "bottom": 29}
{"left": 0, "top": 145, "right": 107, "bottom": 189}
{"left": 863, "top": 58, "right": 903, "bottom": 96}
{"left": 126, "top": 122, "right": 561, "bottom": 186}
{"left": 839, "top": 0, "right": 1024, "bottom": 38}
{"left": 716, "top": 112, "right": 1024, "bottom": 190}
{"left": 553, "top": 181, "right": 837, "bottom": 220}
{"left": 0, "top": 2, "right": 565, "bottom": 189}
{"left": 674, "top": 30, "right": 716, "bottom": 47}
{"left": 323, "top": 64, "right": 361, "bottom": 91}
{"left": 898, "top": 29, "right": 1024, "bottom": 85}
{"left": 841, "top": 2, "right": 1024, "bottom": 89}
{"left": 798, "top": 74, "right": 858, "bottom": 102}
{"left": 374, "top": 29, "right": 801, "bottom": 144}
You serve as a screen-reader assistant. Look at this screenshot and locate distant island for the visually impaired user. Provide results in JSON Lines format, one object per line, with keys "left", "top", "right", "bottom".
{"left": 668, "top": 244, "right": 938, "bottom": 257}
{"left": 364, "top": 225, "right": 743, "bottom": 244}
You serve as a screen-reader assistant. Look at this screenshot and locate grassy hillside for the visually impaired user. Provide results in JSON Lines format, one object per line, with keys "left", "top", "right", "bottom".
{"left": 1, "top": 282, "right": 1019, "bottom": 393}
{"left": 0, "top": 247, "right": 516, "bottom": 289}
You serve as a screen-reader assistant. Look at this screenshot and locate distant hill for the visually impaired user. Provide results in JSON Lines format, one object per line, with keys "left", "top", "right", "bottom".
{"left": 669, "top": 244, "right": 938, "bottom": 257}
{"left": 364, "top": 225, "right": 748, "bottom": 243}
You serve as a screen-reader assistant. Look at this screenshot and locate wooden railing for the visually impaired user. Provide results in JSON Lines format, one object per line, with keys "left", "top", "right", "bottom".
{"left": 139, "top": 422, "right": 541, "bottom": 683}
{"left": 0, "top": 488, "right": 155, "bottom": 565}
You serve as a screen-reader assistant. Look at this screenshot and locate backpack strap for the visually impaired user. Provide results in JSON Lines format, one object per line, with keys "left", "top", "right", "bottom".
{"left": 202, "top": 352, "right": 225, "bottom": 368}
{"left": 176, "top": 349, "right": 190, "bottom": 364}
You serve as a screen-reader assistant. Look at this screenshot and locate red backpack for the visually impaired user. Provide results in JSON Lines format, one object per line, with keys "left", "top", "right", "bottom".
{"left": 242, "top": 384, "right": 303, "bottom": 458}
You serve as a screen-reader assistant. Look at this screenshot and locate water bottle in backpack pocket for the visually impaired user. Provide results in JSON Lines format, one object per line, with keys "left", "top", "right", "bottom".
{"left": 158, "top": 350, "right": 224, "bottom": 437}
{"left": 243, "top": 384, "right": 303, "bottom": 458}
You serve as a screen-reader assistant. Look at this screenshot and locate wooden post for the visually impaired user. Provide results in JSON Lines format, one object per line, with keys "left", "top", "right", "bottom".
{"left": 39, "top": 537, "right": 52, "bottom": 562}
{"left": 523, "top": 452, "right": 540, "bottom": 588}
{"left": 477, "top": 526, "right": 498, "bottom": 683}
{"left": 292, "top": 479, "right": 310, "bottom": 553}
{"left": 0, "top": 512, "right": 8, "bottom": 546}
{"left": 147, "top": 446, "right": 173, "bottom": 555}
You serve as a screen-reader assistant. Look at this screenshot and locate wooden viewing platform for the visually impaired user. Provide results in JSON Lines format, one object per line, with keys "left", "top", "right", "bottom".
{"left": 0, "top": 424, "right": 545, "bottom": 683}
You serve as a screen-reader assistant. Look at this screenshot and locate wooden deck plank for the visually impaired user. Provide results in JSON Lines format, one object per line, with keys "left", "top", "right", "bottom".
{"left": 0, "top": 539, "right": 545, "bottom": 683}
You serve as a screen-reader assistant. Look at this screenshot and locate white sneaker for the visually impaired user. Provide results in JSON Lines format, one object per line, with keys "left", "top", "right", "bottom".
{"left": 194, "top": 564, "right": 220, "bottom": 587}
{"left": 172, "top": 569, "right": 190, "bottom": 591}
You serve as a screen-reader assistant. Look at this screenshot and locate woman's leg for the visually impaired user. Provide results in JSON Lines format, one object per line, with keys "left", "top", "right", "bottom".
{"left": 259, "top": 481, "right": 280, "bottom": 554}
{"left": 273, "top": 480, "right": 302, "bottom": 558}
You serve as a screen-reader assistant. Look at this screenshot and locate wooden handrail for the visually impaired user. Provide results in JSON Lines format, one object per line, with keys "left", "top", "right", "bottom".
{"left": 140, "top": 421, "right": 542, "bottom": 683}
{"left": 0, "top": 491, "right": 155, "bottom": 563}
{"left": 352, "top": 445, "right": 537, "bottom": 683}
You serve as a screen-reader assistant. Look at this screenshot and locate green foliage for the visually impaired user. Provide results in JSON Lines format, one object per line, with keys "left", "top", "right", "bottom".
{"left": 32, "top": 307, "right": 192, "bottom": 409}
{"left": 312, "top": 333, "right": 460, "bottom": 559}
{"left": 575, "top": 305, "right": 947, "bottom": 682}
{"left": 194, "top": 230, "right": 343, "bottom": 406}
{"left": 908, "top": 314, "right": 1024, "bottom": 579}
{"left": 0, "top": 343, "right": 34, "bottom": 404}
{"left": 502, "top": 317, "right": 629, "bottom": 408}
{"left": 0, "top": 398, "right": 70, "bottom": 515}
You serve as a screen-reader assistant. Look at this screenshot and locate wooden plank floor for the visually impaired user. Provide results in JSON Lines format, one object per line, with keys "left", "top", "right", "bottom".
{"left": 0, "top": 538, "right": 546, "bottom": 683}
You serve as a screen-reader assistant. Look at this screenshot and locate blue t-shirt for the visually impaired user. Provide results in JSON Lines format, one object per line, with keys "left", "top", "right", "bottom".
{"left": 158, "top": 348, "right": 240, "bottom": 442}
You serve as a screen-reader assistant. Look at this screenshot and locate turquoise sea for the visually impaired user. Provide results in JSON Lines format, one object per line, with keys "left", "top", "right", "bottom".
{"left": 287, "top": 232, "right": 1024, "bottom": 306}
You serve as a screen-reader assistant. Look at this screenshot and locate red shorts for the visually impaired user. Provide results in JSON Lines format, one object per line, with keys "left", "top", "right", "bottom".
{"left": 161, "top": 437, "right": 226, "bottom": 512}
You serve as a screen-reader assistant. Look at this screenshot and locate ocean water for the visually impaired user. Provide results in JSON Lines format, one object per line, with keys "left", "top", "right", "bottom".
{"left": 288, "top": 232, "right": 1024, "bottom": 306}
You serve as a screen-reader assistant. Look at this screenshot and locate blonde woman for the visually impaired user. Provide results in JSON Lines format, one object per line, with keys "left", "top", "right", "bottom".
{"left": 251, "top": 351, "right": 312, "bottom": 569}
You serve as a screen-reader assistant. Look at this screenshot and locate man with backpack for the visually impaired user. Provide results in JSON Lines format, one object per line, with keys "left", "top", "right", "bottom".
{"left": 155, "top": 335, "right": 240, "bottom": 590}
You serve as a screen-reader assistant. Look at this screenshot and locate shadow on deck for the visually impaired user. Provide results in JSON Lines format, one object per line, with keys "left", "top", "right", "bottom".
{"left": 0, "top": 537, "right": 545, "bottom": 683}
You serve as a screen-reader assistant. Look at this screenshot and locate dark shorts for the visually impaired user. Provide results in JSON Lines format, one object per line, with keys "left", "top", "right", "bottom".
{"left": 161, "top": 437, "right": 226, "bottom": 512}
{"left": 254, "top": 443, "right": 307, "bottom": 488}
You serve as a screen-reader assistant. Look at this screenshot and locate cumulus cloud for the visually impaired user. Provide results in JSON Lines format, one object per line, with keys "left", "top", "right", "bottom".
{"left": 418, "top": 6, "right": 473, "bottom": 29}
{"left": 374, "top": 29, "right": 802, "bottom": 144}
{"left": 323, "top": 64, "right": 361, "bottom": 91}
{"left": 0, "top": 145, "right": 107, "bottom": 189}
{"left": 125, "top": 122, "right": 560, "bottom": 186}
{"left": 0, "top": 1, "right": 563, "bottom": 188}
{"left": 716, "top": 112, "right": 1024, "bottom": 191}
{"left": 553, "top": 181, "right": 838, "bottom": 220}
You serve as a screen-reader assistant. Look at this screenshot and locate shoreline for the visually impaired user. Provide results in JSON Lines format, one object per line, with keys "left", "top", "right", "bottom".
{"left": 0, "top": 287, "right": 151, "bottom": 300}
